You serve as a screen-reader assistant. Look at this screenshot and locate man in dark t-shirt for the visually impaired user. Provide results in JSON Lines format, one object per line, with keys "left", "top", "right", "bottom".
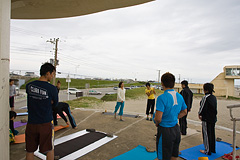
{"left": 25, "top": 63, "right": 58, "bottom": 160}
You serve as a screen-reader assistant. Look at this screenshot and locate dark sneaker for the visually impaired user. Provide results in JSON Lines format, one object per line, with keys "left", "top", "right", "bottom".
{"left": 146, "top": 117, "right": 149, "bottom": 120}
{"left": 150, "top": 118, "right": 153, "bottom": 121}
{"left": 120, "top": 119, "right": 124, "bottom": 121}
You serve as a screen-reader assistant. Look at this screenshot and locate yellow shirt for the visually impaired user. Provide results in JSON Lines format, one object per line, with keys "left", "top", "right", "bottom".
{"left": 145, "top": 87, "right": 155, "bottom": 99}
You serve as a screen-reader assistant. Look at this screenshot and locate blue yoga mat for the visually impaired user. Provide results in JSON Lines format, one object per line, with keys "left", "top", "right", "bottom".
{"left": 17, "top": 112, "right": 28, "bottom": 116}
{"left": 111, "top": 145, "right": 157, "bottom": 160}
{"left": 179, "top": 141, "right": 239, "bottom": 160}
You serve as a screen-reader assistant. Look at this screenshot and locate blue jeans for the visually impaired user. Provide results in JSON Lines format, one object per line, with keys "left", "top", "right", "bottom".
{"left": 114, "top": 101, "right": 125, "bottom": 116}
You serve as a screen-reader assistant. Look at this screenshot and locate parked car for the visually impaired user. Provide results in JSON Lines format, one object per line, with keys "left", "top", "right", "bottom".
{"left": 113, "top": 87, "right": 118, "bottom": 90}
{"left": 89, "top": 90, "right": 102, "bottom": 95}
{"left": 105, "top": 92, "right": 116, "bottom": 95}
{"left": 125, "top": 87, "right": 131, "bottom": 90}
{"left": 130, "top": 85, "right": 136, "bottom": 89}
{"left": 67, "top": 88, "right": 82, "bottom": 94}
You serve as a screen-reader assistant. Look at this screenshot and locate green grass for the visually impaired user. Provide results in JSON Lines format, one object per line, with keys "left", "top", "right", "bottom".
{"left": 101, "top": 87, "right": 164, "bottom": 101}
{"left": 65, "top": 97, "right": 103, "bottom": 109}
{"left": 20, "top": 78, "right": 145, "bottom": 89}
{"left": 226, "top": 96, "right": 240, "bottom": 100}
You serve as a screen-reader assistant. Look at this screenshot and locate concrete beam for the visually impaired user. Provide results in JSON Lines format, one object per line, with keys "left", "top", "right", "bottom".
{"left": 11, "top": 0, "right": 154, "bottom": 19}
{"left": 0, "top": 0, "right": 10, "bottom": 159}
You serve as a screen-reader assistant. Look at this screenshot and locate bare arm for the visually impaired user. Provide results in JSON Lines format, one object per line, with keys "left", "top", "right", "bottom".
{"left": 153, "top": 88, "right": 156, "bottom": 94}
{"left": 154, "top": 111, "right": 163, "bottom": 127}
{"left": 178, "top": 109, "right": 187, "bottom": 119}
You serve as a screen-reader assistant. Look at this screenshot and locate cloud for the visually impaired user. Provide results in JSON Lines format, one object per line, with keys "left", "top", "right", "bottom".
{"left": 10, "top": 0, "right": 240, "bottom": 84}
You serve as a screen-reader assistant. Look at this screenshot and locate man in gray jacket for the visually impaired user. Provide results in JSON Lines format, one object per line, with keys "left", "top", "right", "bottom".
{"left": 9, "top": 79, "right": 16, "bottom": 111}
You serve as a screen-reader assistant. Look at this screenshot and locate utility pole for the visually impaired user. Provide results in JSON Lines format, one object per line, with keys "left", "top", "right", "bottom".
{"left": 179, "top": 74, "right": 181, "bottom": 83}
{"left": 157, "top": 70, "right": 161, "bottom": 89}
{"left": 47, "top": 38, "right": 59, "bottom": 85}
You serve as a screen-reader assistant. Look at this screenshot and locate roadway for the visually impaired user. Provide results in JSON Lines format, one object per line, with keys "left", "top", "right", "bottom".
{"left": 15, "top": 88, "right": 117, "bottom": 110}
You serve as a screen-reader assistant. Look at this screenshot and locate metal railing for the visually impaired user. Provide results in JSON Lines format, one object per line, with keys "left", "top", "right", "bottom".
{"left": 227, "top": 104, "right": 240, "bottom": 160}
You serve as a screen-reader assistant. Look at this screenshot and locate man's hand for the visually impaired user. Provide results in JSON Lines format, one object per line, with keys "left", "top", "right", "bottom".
{"left": 155, "top": 122, "right": 159, "bottom": 127}
{"left": 198, "top": 115, "right": 202, "bottom": 121}
{"left": 121, "top": 101, "right": 123, "bottom": 103}
{"left": 178, "top": 109, "right": 187, "bottom": 119}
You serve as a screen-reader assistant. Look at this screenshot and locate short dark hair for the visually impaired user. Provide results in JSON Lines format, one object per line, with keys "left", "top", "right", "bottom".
{"left": 181, "top": 80, "right": 188, "bottom": 87}
{"left": 9, "top": 79, "right": 14, "bottom": 83}
{"left": 40, "top": 63, "right": 56, "bottom": 76}
{"left": 203, "top": 83, "right": 215, "bottom": 94}
{"left": 10, "top": 111, "right": 17, "bottom": 119}
{"left": 57, "top": 80, "right": 61, "bottom": 84}
{"left": 146, "top": 82, "right": 150, "bottom": 87}
{"left": 161, "top": 72, "right": 175, "bottom": 88}
{"left": 118, "top": 81, "right": 123, "bottom": 88}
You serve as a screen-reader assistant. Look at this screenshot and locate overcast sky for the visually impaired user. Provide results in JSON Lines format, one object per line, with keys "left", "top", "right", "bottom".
{"left": 10, "top": 0, "right": 240, "bottom": 84}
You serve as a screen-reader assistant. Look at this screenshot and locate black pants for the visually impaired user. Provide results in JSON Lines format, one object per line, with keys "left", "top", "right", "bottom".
{"left": 179, "top": 112, "right": 188, "bottom": 135}
{"left": 146, "top": 99, "right": 155, "bottom": 115}
{"left": 202, "top": 121, "right": 216, "bottom": 154}
{"left": 156, "top": 124, "right": 181, "bottom": 160}
{"left": 53, "top": 102, "right": 77, "bottom": 128}
{"left": 9, "top": 96, "right": 14, "bottom": 108}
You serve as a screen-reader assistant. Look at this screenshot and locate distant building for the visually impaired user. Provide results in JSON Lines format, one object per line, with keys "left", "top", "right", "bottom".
{"left": 25, "top": 72, "right": 37, "bottom": 77}
{"left": 174, "top": 65, "right": 240, "bottom": 98}
{"left": 211, "top": 65, "right": 240, "bottom": 98}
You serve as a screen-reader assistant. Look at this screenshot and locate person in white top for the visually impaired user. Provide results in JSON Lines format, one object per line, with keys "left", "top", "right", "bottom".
{"left": 114, "top": 82, "right": 126, "bottom": 121}
{"left": 9, "top": 79, "right": 16, "bottom": 111}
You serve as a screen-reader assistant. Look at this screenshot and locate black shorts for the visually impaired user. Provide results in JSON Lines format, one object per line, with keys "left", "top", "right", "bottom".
{"left": 146, "top": 99, "right": 155, "bottom": 115}
{"left": 9, "top": 96, "right": 14, "bottom": 108}
{"left": 25, "top": 122, "right": 54, "bottom": 153}
{"left": 156, "top": 124, "right": 181, "bottom": 160}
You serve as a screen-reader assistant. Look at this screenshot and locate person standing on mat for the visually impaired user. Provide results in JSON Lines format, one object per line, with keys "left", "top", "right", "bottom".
{"left": 145, "top": 82, "right": 156, "bottom": 121}
{"left": 25, "top": 63, "right": 58, "bottom": 160}
{"left": 154, "top": 72, "right": 187, "bottom": 160}
{"left": 198, "top": 83, "right": 217, "bottom": 155}
{"left": 114, "top": 81, "right": 126, "bottom": 121}
{"left": 9, "top": 79, "right": 16, "bottom": 111}
{"left": 179, "top": 80, "right": 193, "bottom": 135}
{"left": 53, "top": 102, "right": 77, "bottom": 129}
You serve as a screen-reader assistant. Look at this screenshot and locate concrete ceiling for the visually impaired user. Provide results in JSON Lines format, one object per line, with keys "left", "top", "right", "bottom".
{"left": 11, "top": 0, "right": 154, "bottom": 19}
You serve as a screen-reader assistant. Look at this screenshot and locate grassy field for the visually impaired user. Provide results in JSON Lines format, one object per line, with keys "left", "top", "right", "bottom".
{"left": 21, "top": 78, "right": 145, "bottom": 89}
{"left": 64, "top": 97, "right": 103, "bottom": 109}
{"left": 101, "top": 87, "right": 164, "bottom": 101}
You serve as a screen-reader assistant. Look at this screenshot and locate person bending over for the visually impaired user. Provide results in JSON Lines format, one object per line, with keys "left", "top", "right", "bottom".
{"left": 53, "top": 102, "right": 77, "bottom": 129}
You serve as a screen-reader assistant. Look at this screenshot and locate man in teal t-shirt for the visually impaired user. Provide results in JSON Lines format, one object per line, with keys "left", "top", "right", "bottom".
{"left": 154, "top": 72, "right": 187, "bottom": 160}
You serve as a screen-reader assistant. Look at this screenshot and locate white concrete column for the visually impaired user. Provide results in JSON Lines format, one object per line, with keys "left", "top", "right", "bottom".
{"left": 0, "top": 0, "right": 10, "bottom": 159}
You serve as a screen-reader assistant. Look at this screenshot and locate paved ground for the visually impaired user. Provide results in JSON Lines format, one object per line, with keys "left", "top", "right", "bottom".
{"left": 10, "top": 106, "right": 240, "bottom": 160}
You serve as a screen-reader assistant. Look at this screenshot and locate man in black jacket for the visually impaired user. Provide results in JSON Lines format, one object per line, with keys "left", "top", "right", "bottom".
{"left": 198, "top": 83, "right": 217, "bottom": 155}
{"left": 179, "top": 80, "right": 193, "bottom": 135}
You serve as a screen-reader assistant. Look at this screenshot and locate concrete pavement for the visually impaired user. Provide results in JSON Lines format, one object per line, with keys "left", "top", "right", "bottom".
{"left": 10, "top": 108, "right": 240, "bottom": 160}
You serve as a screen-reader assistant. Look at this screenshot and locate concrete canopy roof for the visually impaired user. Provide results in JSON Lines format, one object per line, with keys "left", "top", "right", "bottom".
{"left": 11, "top": 0, "right": 154, "bottom": 19}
